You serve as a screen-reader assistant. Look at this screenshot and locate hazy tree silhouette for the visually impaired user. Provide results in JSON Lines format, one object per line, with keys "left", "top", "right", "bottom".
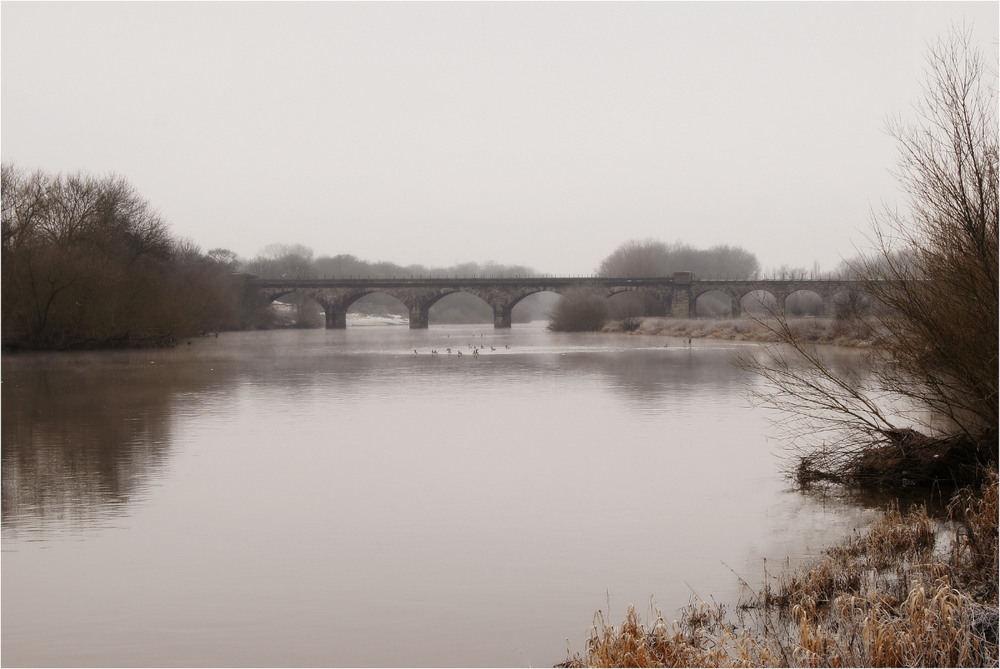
{"left": 597, "top": 238, "right": 759, "bottom": 279}
{"left": 597, "top": 238, "right": 759, "bottom": 319}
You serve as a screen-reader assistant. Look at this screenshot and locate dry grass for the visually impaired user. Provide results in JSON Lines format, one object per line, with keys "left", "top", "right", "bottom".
{"left": 559, "top": 602, "right": 761, "bottom": 668}
{"left": 562, "top": 473, "right": 998, "bottom": 667}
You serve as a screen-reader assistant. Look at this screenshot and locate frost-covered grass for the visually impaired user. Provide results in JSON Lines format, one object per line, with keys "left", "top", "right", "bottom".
{"left": 561, "top": 473, "right": 998, "bottom": 667}
{"left": 603, "top": 317, "right": 883, "bottom": 348}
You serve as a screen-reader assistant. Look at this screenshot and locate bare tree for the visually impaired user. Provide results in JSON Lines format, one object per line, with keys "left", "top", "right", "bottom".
{"left": 2, "top": 165, "right": 245, "bottom": 348}
{"left": 598, "top": 238, "right": 673, "bottom": 277}
{"left": 207, "top": 247, "right": 241, "bottom": 270}
{"left": 246, "top": 243, "right": 317, "bottom": 279}
{"left": 598, "top": 238, "right": 760, "bottom": 279}
{"left": 740, "top": 28, "right": 997, "bottom": 488}
{"left": 864, "top": 28, "right": 998, "bottom": 440}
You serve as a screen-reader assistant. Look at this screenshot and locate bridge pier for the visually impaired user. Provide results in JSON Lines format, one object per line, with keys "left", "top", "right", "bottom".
{"left": 494, "top": 306, "right": 512, "bottom": 329}
{"left": 670, "top": 289, "right": 692, "bottom": 317}
{"left": 408, "top": 305, "right": 430, "bottom": 329}
{"left": 325, "top": 310, "right": 346, "bottom": 329}
{"left": 773, "top": 291, "right": 789, "bottom": 317}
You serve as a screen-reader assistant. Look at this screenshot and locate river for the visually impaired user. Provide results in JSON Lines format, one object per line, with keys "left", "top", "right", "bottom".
{"left": 1, "top": 323, "right": 875, "bottom": 667}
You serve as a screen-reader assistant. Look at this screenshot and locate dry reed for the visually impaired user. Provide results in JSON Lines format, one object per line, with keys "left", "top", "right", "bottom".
{"left": 561, "top": 473, "right": 998, "bottom": 667}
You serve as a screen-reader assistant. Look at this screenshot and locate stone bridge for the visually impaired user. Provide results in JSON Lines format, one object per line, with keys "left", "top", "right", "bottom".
{"left": 245, "top": 273, "right": 866, "bottom": 329}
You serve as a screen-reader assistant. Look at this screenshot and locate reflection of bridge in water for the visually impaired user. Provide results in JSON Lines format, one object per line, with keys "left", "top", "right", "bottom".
{"left": 246, "top": 272, "right": 865, "bottom": 329}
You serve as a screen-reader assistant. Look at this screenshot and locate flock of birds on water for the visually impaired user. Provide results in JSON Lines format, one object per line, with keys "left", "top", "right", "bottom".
{"left": 413, "top": 343, "right": 511, "bottom": 357}
{"left": 409, "top": 335, "right": 695, "bottom": 358}
{"left": 408, "top": 333, "right": 513, "bottom": 358}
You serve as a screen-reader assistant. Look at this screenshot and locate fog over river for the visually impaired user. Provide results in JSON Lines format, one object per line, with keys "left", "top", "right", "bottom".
{"left": 2, "top": 324, "right": 877, "bottom": 667}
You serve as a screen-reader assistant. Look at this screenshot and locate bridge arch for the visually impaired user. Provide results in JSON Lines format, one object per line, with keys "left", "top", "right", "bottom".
{"left": 260, "top": 290, "right": 326, "bottom": 328}
{"left": 257, "top": 288, "right": 333, "bottom": 328}
{"left": 694, "top": 288, "right": 739, "bottom": 318}
{"left": 345, "top": 291, "right": 408, "bottom": 324}
{"left": 605, "top": 287, "right": 671, "bottom": 318}
{"left": 740, "top": 289, "right": 778, "bottom": 317}
{"left": 784, "top": 289, "right": 825, "bottom": 317}
{"left": 492, "top": 287, "right": 563, "bottom": 328}
{"left": 831, "top": 288, "right": 871, "bottom": 319}
{"left": 511, "top": 291, "right": 562, "bottom": 324}
{"left": 428, "top": 291, "right": 493, "bottom": 325}
{"left": 498, "top": 286, "right": 642, "bottom": 327}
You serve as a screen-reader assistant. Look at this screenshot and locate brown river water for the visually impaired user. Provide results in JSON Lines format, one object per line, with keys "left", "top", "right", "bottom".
{"left": 2, "top": 323, "right": 875, "bottom": 667}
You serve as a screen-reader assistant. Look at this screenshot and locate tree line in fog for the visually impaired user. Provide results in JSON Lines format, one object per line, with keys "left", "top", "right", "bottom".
{"left": 2, "top": 161, "right": 850, "bottom": 348}
{"left": 243, "top": 243, "right": 536, "bottom": 280}
{"left": 547, "top": 237, "right": 841, "bottom": 328}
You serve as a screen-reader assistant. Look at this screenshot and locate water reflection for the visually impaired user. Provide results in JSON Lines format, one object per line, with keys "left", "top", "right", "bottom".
{"left": 5, "top": 331, "right": 749, "bottom": 534}
{"left": 2, "top": 350, "right": 241, "bottom": 534}
{"left": 2, "top": 326, "right": 878, "bottom": 668}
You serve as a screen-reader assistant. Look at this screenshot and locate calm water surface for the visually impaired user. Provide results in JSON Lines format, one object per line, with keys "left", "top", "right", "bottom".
{"left": 2, "top": 324, "right": 874, "bottom": 667}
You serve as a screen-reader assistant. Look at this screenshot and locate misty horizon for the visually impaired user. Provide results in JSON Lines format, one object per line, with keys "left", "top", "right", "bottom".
{"left": 2, "top": 2, "right": 997, "bottom": 277}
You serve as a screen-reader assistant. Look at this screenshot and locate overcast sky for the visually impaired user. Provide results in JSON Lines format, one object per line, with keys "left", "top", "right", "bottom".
{"left": 2, "top": 2, "right": 997, "bottom": 276}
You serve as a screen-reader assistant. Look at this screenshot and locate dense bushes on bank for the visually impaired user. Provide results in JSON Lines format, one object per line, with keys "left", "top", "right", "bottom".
{"left": 1, "top": 165, "right": 249, "bottom": 349}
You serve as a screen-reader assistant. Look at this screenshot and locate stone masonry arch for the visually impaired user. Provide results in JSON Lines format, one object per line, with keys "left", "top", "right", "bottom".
{"left": 247, "top": 276, "right": 870, "bottom": 328}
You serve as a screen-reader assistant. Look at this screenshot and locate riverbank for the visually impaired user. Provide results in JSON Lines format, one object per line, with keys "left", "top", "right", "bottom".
{"left": 561, "top": 472, "right": 998, "bottom": 667}
{"left": 602, "top": 316, "right": 882, "bottom": 348}
{"left": 564, "top": 317, "right": 997, "bottom": 667}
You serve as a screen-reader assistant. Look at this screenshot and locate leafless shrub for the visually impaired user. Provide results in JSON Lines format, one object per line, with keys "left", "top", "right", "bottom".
{"left": 619, "top": 316, "right": 642, "bottom": 332}
{"left": 548, "top": 288, "right": 609, "bottom": 332}
{"left": 738, "top": 28, "right": 998, "bottom": 489}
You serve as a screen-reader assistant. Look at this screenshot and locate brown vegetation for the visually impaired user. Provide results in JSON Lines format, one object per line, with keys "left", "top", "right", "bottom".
{"left": 562, "top": 473, "right": 998, "bottom": 668}
{"left": 548, "top": 288, "right": 610, "bottom": 332}
{"left": 1, "top": 165, "right": 251, "bottom": 349}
